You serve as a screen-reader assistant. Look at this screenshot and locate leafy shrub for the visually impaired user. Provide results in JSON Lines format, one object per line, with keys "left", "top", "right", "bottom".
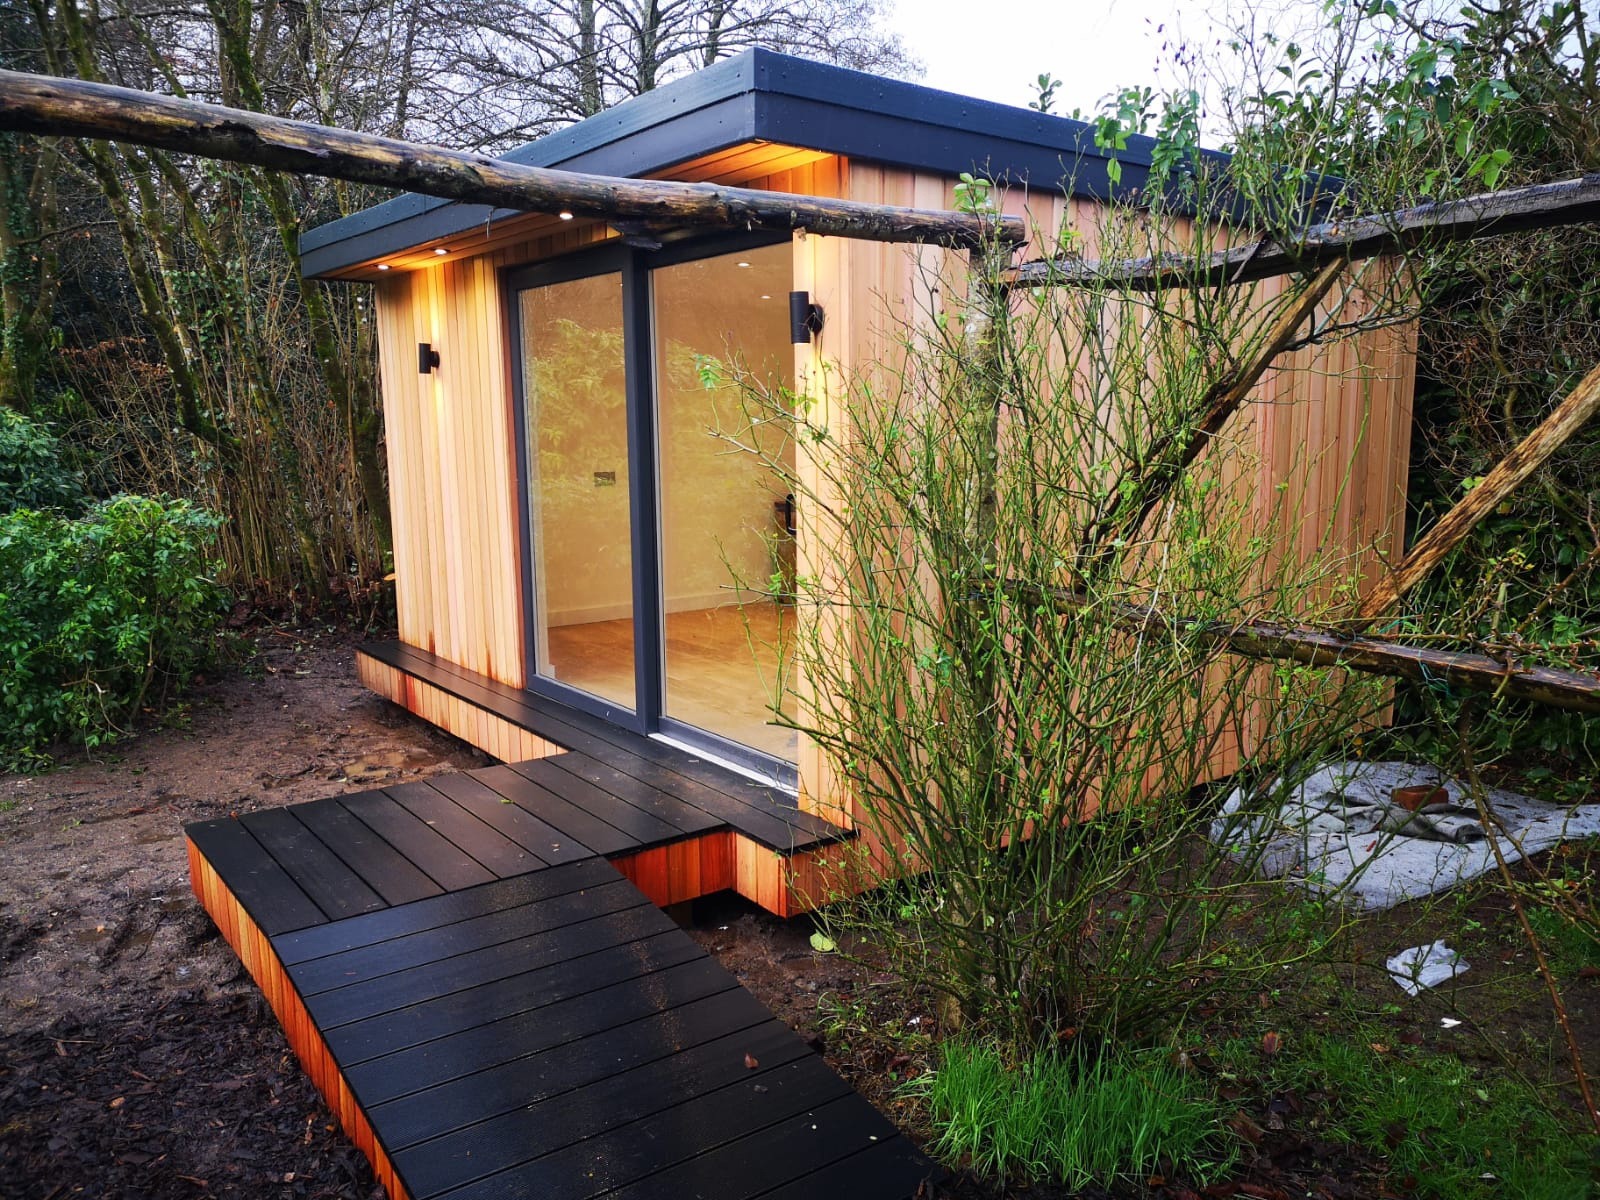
{"left": 0, "top": 409, "right": 88, "bottom": 515}
{"left": 0, "top": 495, "right": 227, "bottom": 768}
{"left": 909, "top": 1040, "right": 1232, "bottom": 1189}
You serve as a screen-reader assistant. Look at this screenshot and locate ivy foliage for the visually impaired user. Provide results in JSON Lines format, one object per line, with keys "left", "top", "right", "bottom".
{"left": 0, "top": 493, "right": 228, "bottom": 769}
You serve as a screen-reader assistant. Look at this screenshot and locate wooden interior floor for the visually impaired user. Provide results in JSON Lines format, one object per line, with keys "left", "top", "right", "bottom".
{"left": 185, "top": 760, "right": 935, "bottom": 1200}
{"left": 547, "top": 603, "right": 797, "bottom": 761}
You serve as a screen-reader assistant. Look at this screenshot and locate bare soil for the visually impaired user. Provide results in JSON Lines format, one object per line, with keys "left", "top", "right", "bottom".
{"left": 2, "top": 628, "right": 1592, "bottom": 1200}
{"left": 0, "top": 626, "right": 488, "bottom": 1200}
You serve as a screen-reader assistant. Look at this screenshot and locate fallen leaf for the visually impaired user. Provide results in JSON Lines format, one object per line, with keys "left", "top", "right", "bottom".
{"left": 744, "top": 1053, "right": 760, "bottom": 1069}
{"left": 109, "top": 1096, "right": 125, "bottom": 1109}
{"left": 809, "top": 931, "right": 837, "bottom": 953}
{"left": 1260, "top": 1031, "right": 1282, "bottom": 1056}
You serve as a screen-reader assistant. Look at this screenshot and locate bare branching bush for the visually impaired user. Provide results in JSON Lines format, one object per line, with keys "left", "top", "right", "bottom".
{"left": 721, "top": 172, "right": 1421, "bottom": 1054}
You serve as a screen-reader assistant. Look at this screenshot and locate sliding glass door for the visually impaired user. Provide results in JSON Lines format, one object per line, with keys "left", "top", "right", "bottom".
{"left": 652, "top": 242, "right": 796, "bottom": 762}
{"left": 511, "top": 237, "right": 797, "bottom": 777}
{"left": 516, "top": 268, "right": 636, "bottom": 712}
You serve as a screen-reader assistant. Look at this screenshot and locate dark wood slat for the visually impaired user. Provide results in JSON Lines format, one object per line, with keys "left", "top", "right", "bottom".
{"left": 289, "top": 797, "right": 443, "bottom": 906}
{"left": 395, "top": 1021, "right": 817, "bottom": 1198}
{"left": 538, "top": 751, "right": 721, "bottom": 838}
{"left": 363, "top": 641, "right": 845, "bottom": 851}
{"left": 384, "top": 780, "right": 547, "bottom": 877}
{"left": 504, "top": 758, "right": 683, "bottom": 846}
{"left": 345, "top": 956, "right": 737, "bottom": 1105}
{"left": 756, "top": 1137, "right": 938, "bottom": 1200}
{"left": 304, "top": 903, "right": 679, "bottom": 1030}
{"left": 275, "top": 859, "right": 619, "bottom": 966}
{"left": 597, "top": 1093, "right": 901, "bottom": 1200}
{"left": 290, "top": 877, "right": 642, "bottom": 996}
{"left": 184, "top": 818, "right": 326, "bottom": 935}
{"left": 414, "top": 1055, "right": 853, "bottom": 1200}
{"left": 472, "top": 763, "right": 643, "bottom": 856}
{"left": 325, "top": 929, "right": 704, "bottom": 1066}
{"left": 397, "top": 648, "right": 843, "bottom": 844}
{"left": 238, "top": 807, "right": 386, "bottom": 921}
{"left": 336, "top": 789, "right": 496, "bottom": 895}
{"left": 426, "top": 771, "right": 596, "bottom": 863}
{"left": 370, "top": 987, "right": 775, "bottom": 1151}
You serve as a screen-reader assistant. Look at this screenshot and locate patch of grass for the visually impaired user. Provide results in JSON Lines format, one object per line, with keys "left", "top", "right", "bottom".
{"left": 906, "top": 1040, "right": 1232, "bottom": 1189}
{"left": 1526, "top": 903, "right": 1600, "bottom": 977}
{"left": 1219, "top": 1033, "right": 1592, "bottom": 1199}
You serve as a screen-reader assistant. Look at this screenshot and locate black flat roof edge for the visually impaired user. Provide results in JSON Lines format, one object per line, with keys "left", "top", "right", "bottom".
{"left": 300, "top": 47, "right": 1207, "bottom": 278}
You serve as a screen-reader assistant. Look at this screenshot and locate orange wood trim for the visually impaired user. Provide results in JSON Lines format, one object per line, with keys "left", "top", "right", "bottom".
{"left": 186, "top": 838, "right": 409, "bottom": 1200}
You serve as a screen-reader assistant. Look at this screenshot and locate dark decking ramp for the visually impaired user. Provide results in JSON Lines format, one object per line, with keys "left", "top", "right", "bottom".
{"left": 186, "top": 787, "right": 933, "bottom": 1200}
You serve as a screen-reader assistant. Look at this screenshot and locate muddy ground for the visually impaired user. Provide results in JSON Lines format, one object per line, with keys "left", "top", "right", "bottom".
{"left": 0, "top": 627, "right": 885, "bottom": 1200}
{"left": 2, "top": 627, "right": 1594, "bottom": 1200}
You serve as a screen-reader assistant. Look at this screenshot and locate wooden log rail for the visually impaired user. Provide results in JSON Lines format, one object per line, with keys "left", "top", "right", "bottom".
{"left": 0, "top": 69, "right": 1025, "bottom": 250}
{"left": 1011, "top": 173, "right": 1600, "bottom": 290}
{"left": 1005, "top": 581, "right": 1600, "bottom": 714}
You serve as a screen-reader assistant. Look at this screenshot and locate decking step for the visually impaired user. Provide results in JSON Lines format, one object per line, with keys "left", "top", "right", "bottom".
{"left": 186, "top": 844, "right": 939, "bottom": 1200}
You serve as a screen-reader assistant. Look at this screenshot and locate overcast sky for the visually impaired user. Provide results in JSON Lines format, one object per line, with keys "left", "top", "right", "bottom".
{"left": 888, "top": 0, "right": 1230, "bottom": 117}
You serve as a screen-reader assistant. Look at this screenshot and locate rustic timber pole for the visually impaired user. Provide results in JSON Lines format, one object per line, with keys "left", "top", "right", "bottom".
{"left": 1356, "top": 359, "right": 1600, "bottom": 623}
{"left": 1012, "top": 173, "right": 1600, "bottom": 289}
{"left": 1077, "top": 258, "right": 1347, "bottom": 565}
{"left": 0, "top": 70, "right": 1025, "bottom": 250}
{"left": 1007, "top": 582, "right": 1600, "bottom": 715}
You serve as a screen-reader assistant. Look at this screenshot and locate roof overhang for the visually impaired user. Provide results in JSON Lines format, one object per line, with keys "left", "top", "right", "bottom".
{"left": 301, "top": 48, "right": 1191, "bottom": 280}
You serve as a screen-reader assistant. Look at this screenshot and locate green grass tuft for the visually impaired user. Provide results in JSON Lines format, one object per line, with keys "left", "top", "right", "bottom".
{"left": 909, "top": 1040, "right": 1233, "bottom": 1189}
{"left": 1219, "top": 1033, "right": 1593, "bottom": 1199}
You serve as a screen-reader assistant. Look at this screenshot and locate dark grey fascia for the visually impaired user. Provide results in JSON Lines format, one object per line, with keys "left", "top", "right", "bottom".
{"left": 299, "top": 47, "right": 1190, "bottom": 279}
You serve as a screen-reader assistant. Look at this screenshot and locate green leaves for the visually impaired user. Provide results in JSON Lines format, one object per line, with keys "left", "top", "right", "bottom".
{"left": 0, "top": 496, "right": 227, "bottom": 768}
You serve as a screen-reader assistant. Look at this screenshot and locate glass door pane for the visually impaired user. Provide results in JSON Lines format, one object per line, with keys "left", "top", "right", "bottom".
{"left": 518, "top": 272, "right": 635, "bottom": 709}
{"left": 652, "top": 242, "right": 797, "bottom": 761}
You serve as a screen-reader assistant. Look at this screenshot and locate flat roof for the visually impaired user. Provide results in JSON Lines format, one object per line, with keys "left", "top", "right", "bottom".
{"left": 301, "top": 48, "right": 1186, "bottom": 278}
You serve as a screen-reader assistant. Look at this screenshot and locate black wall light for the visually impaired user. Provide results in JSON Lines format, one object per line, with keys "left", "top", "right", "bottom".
{"left": 789, "top": 291, "right": 825, "bottom": 344}
{"left": 418, "top": 342, "right": 440, "bottom": 374}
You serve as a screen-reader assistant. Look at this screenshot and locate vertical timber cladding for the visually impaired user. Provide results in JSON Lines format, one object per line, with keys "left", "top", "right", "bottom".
{"left": 371, "top": 151, "right": 1414, "bottom": 827}
{"left": 794, "top": 164, "right": 1416, "bottom": 829}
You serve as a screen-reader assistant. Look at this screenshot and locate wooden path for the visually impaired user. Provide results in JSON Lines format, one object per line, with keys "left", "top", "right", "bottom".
{"left": 185, "top": 723, "right": 935, "bottom": 1199}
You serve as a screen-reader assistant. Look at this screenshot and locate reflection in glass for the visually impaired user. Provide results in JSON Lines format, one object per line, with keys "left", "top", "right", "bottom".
{"left": 519, "top": 272, "right": 635, "bottom": 709}
{"left": 653, "top": 242, "right": 798, "bottom": 760}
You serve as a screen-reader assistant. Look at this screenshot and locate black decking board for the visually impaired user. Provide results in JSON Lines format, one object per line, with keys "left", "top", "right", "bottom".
{"left": 302, "top": 901, "right": 676, "bottom": 1031}
{"left": 192, "top": 801, "right": 938, "bottom": 1200}
{"left": 597, "top": 1092, "right": 902, "bottom": 1200}
{"left": 237, "top": 807, "right": 387, "bottom": 922}
{"left": 472, "top": 763, "right": 644, "bottom": 856}
{"left": 384, "top": 780, "right": 547, "bottom": 877}
{"left": 330, "top": 932, "right": 710, "bottom": 1068}
{"left": 361, "top": 640, "right": 849, "bottom": 852}
{"left": 337, "top": 790, "right": 498, "bottom": 894}
{"left": 393, "top": 1021, "right": 820, "bottom": 1197}
{"left": 425, "top": 770, "right": 597, "bottom": 864}
{"left": 184, "top": 817, "right": 326, "bottom": 935}
{"left": 759, "top": 1137, "right": 940, "bottom": 1200}
{"left": 369, "top": 986, "right": 776, "bottom": 1151}
{"left": 423, "top": 1057, "right": 855, "bottom": 1200}
{"left": 536, "top": 751, "right": 721, "bottom": 838}
{"left": 344, "top": 956, "right": 738, "bottom": 1105}
{"left": 504, "top": 758, "right": 685, "bottom": 846}
{"left": 289, "top": 797, "right": 444, "bottom": 906}
{"left": 274, "top": 858, "right": 620, "bottom": 966}
{"left": 289, "top": 876, "right": 643, "bottom": 996}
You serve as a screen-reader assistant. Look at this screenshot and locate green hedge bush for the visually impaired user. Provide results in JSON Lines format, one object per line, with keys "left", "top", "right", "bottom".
{"left": 0, "top": 409, "right": 88, "bottom": 515}
{"left": 0, "top": 495, "right": 227, "bottom": 768}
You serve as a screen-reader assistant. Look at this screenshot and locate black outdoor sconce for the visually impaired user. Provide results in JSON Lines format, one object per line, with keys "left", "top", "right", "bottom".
{"left": 418, "top": 342, "right": 440, "bottom": 374}
{"left": 789, "top": 291, "right": 825, "bottom": 344}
